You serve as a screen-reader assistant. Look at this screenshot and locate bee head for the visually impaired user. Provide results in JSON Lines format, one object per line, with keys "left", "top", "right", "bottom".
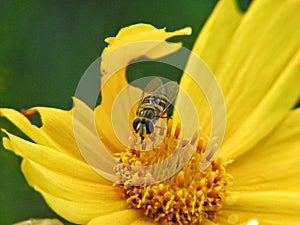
{"left": 133, "top": 118, "right": 154, "bottom": 140}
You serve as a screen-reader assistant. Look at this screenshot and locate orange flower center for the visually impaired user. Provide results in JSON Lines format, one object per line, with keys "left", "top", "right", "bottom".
{"left": 114, "top": 120, "right": 231, "bottom": 224}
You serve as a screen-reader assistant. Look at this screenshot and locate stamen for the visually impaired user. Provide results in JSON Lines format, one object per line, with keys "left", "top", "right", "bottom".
{"left": 174, "top": 124, "right": 181, "bottom": 139}
{"left": 177, "top": 171, "right": 185, "bottom": 188}
{"left": 114, "top": 121, "right": 231, "bottom": 224}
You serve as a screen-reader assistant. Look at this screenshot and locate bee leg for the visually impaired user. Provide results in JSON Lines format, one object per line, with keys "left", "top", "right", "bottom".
{"left": 161, "top": 115, "right": 172, "bottom": 123}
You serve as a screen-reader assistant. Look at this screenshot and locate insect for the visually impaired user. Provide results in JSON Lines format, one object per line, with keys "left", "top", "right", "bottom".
{"left": 133, "top": 77, "right": 179, "bottom": 142}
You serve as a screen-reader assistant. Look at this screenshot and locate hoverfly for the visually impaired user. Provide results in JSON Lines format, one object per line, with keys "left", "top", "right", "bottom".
{"left": 133, "top": 77, "right": 179, "bottom": 142}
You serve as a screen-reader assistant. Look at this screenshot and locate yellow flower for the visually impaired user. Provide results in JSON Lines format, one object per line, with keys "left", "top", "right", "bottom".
{"left": 1, "top": 1, "right": 300, "bottom": 225}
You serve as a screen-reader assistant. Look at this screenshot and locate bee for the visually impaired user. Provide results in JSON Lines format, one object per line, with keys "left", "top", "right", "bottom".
{"left": 133, "top": 77, "right": 179, "bottom": 142}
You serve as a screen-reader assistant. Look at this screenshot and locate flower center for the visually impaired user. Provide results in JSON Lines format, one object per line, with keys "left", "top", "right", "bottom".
{"left": 114, "top": 121, "right": 231, "bottom": 224}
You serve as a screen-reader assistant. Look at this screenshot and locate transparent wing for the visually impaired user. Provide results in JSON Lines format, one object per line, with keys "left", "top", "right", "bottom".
{"left": 152, "top": 81, "right": 179, "bottom": 116}
{"left": 136, "top": 78, "right": 179, "bottom": 116}
{"left": 136, "top": 78, "right": 163, "bottom": 112}
{"left": 143, "top": 77, "right": 163, "bottom": 96}
{"left": 153, "top": 81, "right": 179, "bottom": 104}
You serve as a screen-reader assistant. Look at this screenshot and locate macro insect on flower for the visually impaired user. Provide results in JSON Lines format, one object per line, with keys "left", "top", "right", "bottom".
{"left": 132, "top": 78, "right": 179, "bottom": 142}
{"left": 1, "top": 0, "right": 300, "bottom": 225}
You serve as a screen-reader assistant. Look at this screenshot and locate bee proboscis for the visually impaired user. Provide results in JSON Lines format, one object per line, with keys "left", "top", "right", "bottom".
{"left": 133, "top": 78, "right": 179, "bottom": 142}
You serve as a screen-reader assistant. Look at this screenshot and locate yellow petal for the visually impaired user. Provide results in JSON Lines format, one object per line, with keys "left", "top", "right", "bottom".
{"left": 129, "top": 217, "right": 156, "bottom": 225}
{"left": 97, "top": 24, "right": 191, "bottom": 152}
{"left": 87, "top": 209, "right": 143, "bottom": 225}
{"left": 0, "top": 106, "right": 84, "bottom": 161}
{"left": 227, "top": 108, "right": 300, "bottom": 192}
{"left": 216, "top": 1, "right": 300, "bottom": 159}
{"left": 101, "top": 24, "right": 191, "bottom": 75}
{"left": 217, "top": 0, "right": 300, "bottom": 129}
{"left": 221, "top": 192, "right": 300, "bottom": 225}
{"left": 94, "top": 73, "right": 141, "bottom": 153}
{"left": 201, "top": 219, "right": 219, "bottom": 225}
{"left": 180, "top": 0, "right": 300, "bottom": 160}
{"left": 220, "top": 50, "right": 300, "bottom": 159}
{"left": 220, "top": 212, "right": 300, "bottom": 225}
{"left": 21, "top": 159, "right": 120, "bottom": 202}
{"left": 40, "top": 191, "right": 127, "bottom": 224}
{"left": 256, "top": 107, "right": 300, "bottom": 147}
{"left": 3, "top": 131, "right": 110, "bottom": 185}
{"left": 100, "top": 24, "right": 191, "bottom": 88}
{"left": 227, "top": 191, "right": 300, "bottom": 214}
{"left": 0, "top": 108, "right": 60, "bottom": 151}
{"left": 32, "top": 105, "right": 86, "bottom": 161}
{"left": 174, "top": 0, "right": 242, "bottom": 136}
{"left": 192, "top": 0, "right": 243, "bottom": 70}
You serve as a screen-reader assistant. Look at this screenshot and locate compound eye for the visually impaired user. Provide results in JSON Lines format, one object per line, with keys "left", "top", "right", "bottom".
{"left": 133, "top": 118, "right": 142, "bottom": 132}
{"left": 145, "top": 120, "right": 154, "bottom": 134}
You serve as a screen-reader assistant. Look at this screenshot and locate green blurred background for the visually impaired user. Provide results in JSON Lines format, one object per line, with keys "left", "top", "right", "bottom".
{"left": 0, "top": 1, "right": 252, "bottom": 224}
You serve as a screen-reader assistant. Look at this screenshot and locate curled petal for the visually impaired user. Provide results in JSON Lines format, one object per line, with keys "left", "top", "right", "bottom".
{"left": 97, "top": 24, "right": 191, "bottom": 153}
{"left": 101, "top": 23, "right": 191, "bottom": 76}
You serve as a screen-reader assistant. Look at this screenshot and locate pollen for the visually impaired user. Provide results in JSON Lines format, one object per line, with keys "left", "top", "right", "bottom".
{"left": 114, "top": 121, "right": 231, "bottom": 224}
